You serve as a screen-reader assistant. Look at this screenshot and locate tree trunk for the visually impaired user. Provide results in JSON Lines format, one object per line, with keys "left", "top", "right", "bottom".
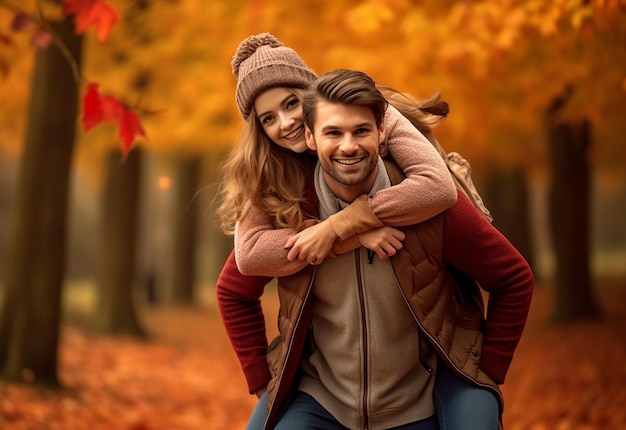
{"left": 0, "top": 20, "right": 82, "bottom": 386}
{"left": 94, "top": 148, "right": 146, "bottom": 337}
{"left": 0, "top": 152, "right": 16, "bottom": 277}
{"left": 165, "top": 156, "right": 202, "bottom": 304}
{"left": 547, "top": 90, "right": 601, "bottom": 323}
{"left": 482, "top": 168, "right": 535, "bottom": 274}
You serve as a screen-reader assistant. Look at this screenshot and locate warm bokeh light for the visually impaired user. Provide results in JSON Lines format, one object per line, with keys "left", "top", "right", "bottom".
{"left": 157, "top": 175, "right": 171, "bottom": 190}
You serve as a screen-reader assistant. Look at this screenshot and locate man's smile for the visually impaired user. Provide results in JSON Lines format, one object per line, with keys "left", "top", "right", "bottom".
{"left": 335, "top": 157, "right": 366, "bottom": 166}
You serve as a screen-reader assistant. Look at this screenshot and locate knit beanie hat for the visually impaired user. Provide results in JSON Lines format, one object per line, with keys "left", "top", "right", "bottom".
{"left": 232, "top": 33, "right": 317, "bottom": 119}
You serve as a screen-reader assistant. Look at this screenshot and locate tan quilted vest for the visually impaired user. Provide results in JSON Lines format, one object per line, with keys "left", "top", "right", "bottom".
{"left": 262, "top": 162, "right": 502, "bottom": 429}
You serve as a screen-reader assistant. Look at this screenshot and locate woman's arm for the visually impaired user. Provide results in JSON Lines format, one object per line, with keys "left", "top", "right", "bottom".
{"left": 334, "top": 226, "right": 406, "bottom": 259}
{"left": 443, "top": 192, "right": 534, "bottom": 384}
{"left": 236, "top": 202, "right": 405, "bottom": 276}
{"left": 234, "top": 204, "right": 310, "bottom": 277}
{"left": 372, "top": 104, "right": 457, "bottom": 225}
{"left": 216, "top": 251, "right": 274, "bottom": 394}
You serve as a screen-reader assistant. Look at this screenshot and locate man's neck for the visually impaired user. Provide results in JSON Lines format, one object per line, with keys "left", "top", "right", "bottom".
{"left": 322, "top": 170, "right": 377, "bottom": 203}
{"left": 315, "top": 157, "right": 391, "bottom": 221}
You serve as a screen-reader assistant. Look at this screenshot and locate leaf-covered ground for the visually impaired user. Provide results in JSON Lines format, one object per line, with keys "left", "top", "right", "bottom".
{"left": 1, "top": 279, "right": 625, "bottom": 430}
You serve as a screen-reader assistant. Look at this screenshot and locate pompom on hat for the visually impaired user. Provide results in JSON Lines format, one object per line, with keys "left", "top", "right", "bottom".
{"left": 232, "top": 33, "right": 317, "bottom": 119}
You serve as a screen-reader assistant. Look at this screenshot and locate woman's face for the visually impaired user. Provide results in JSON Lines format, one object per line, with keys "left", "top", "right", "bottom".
{"left": 254, "top": 87, "right": 308, "bottom": 153}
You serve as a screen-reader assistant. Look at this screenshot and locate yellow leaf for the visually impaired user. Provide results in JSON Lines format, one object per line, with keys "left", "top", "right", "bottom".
{"left": 345, "top": 1, "right": 394, "bottom": 35}
{"left": 571, "top": 6, "right": 593, "bottom": 30}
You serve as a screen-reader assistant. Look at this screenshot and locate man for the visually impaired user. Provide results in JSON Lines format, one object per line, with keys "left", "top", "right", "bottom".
{"left": 220, "top": 69, "right": 534, "bottom": 430}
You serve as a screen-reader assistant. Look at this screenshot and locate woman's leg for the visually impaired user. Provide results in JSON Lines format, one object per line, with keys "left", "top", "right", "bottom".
{"left": 433, "top": 364, "right": 499, "bottom": 430}
{"left": 389, "top": 415, "right": 439, "bottom": 430}
{"left": 245, "top": 392, "right": 269, "bottom": 430}
{"left": 276, "top": 392, "right": 438, "bottom": 430}
{"left": 274, "top": 392, "right": 347, "bottom": 430}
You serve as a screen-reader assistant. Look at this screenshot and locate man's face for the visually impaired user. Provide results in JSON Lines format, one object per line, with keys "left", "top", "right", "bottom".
{"left": 305, "top": 100, "right": 385, "bottom": 202}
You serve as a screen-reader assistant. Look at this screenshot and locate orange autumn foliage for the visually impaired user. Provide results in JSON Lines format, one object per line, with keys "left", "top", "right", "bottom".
{"left": 1, "top": 0, "right": 146, "bottom": 156}
{"left": 2, "top": 0, "right": 625, "bottom": 179}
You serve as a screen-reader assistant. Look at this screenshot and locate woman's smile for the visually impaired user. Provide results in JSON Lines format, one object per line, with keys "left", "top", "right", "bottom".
{"left": 283, "top": 124, "right": 305, "bottom": 141}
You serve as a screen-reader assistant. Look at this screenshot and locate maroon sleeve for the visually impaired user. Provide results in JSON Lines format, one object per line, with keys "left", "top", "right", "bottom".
{"left": 216, "top": 251, "right": 273, "bottom": 394}
{"left": 443, "top": 192, "right": 534, "bottom": 384}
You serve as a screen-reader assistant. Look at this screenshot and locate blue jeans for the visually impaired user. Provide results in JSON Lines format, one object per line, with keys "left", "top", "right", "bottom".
{"left": 433, "top": 364, "right": 499, "bottom": 430}
{"left": 247, "top": 365, "right": 498, "bottom": 430}
{"left": 247, "top": 392, "right": 438, "bottom": 430}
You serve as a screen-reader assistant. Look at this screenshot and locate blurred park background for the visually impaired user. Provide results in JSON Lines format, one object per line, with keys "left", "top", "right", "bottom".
{"left": 0, "top": 0, "right": 625, "bottom": 429}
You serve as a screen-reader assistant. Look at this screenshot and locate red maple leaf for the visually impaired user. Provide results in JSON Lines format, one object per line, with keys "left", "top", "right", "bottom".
{"left": 81, "top": 83, "right": 106, "bottom": 131}
{"left": 61, "top": 0, "right": 119, "bottom": 43}
{"left": 118, "top": 108, "right": 146, "bottom": 158}
{"left": 81, "top": 83, "right": 146, "bottom": 158}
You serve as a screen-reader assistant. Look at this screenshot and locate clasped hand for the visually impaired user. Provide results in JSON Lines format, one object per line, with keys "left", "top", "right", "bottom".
{"left": 285, "top": 221, "right": 405, "bottom": 265}
{"left": 285, "top": 221, "right": 336, "bottom": 265}
{"left": 358, "top": 226, "right": 405, "bottom": 259}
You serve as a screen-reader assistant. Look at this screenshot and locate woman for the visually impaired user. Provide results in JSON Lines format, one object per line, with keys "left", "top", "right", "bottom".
{"left": 217, "top": 33, "right": 458, "bottom": 278}
{"left": 216, "top": 34, "right": 501, "bottom": 430}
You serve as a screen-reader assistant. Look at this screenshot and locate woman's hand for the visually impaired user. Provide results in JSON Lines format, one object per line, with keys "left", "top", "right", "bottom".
{"left": 358, "top": 226, "right": 406, "bottom": 259}
{"left": 284, "top": 220, "right": 337, "bottom": 265}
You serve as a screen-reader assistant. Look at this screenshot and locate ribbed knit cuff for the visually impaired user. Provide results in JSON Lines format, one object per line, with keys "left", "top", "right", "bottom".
{"left": 245, "top": 360, "right": 272, "bottom": 395}
{"left": 479, "top": 347, "right": 509, "bottom": 385}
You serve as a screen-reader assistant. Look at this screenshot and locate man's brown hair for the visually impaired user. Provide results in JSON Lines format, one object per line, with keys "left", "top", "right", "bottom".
{"left": 302, "top": 69, "right": 388, "bottom": 132}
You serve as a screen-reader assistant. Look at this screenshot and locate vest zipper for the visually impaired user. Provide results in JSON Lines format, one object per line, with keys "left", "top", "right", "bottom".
{"left": 356, "top": 249, "right": 369, "bottom": 430}
{"left": 392, "top": 273, "right": 503, "bottom": 407}
{"left": 264, "top": 267, "right": 317, "bottom": 430}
